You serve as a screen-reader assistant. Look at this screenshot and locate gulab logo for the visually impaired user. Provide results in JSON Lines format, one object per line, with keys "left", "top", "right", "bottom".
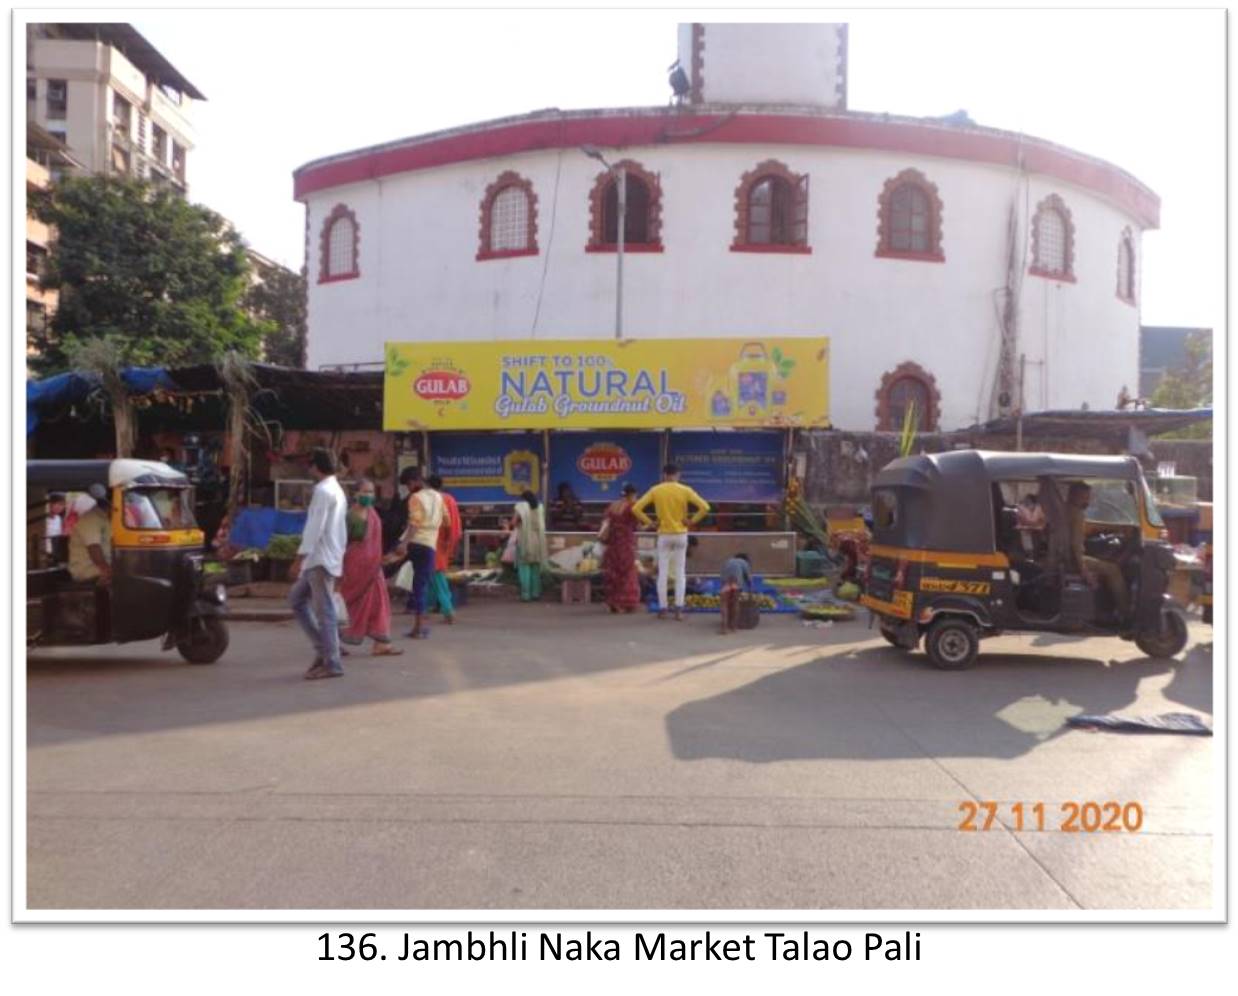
{"left": 578, "top": 443, "right": 632, "bottom": 482}
{"left": 414, "top": 370, "right": 470, "bottom": 401}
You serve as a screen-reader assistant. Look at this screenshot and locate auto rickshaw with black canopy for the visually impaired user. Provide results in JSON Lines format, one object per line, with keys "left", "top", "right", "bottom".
{"left": 27, "top": 459, "right": 230, "bottom": 664}
{"left": 860, "top": 450, "right": 1189, "bottom": 669}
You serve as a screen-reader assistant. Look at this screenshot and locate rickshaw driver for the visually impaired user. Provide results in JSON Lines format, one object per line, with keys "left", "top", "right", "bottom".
{"left": 1066, "top": 481, "right": 1129, "bottom": 617}
{"left": 68, "top": 483, "right": 113, "bottom": 586}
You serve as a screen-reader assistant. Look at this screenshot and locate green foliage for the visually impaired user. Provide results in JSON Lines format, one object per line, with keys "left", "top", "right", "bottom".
{"left": 899, "top": 401, "right": 919, "bottom": 458}
{"left": 244, "top": 261, "right": 307, "bottom": 367}
{"left": 770, "top": 346, "right": 796, "bottom": 378}
{"left": 386, "top": 345, "right": 411, "bottom": 377}
{"left": 265, "top": 534, "right": 302, "bottom": 560}
{"left": 30, "top": 175, "right": 269, "bottom": 374}
{"left": 1151, "top": 331, "right": 1212, "bottom": 439}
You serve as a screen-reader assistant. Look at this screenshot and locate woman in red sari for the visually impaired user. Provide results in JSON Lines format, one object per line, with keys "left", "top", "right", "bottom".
{"left": 340, "top": 480, "right": 403, "bottom": 656}
{"left": 600, "top": 483, "right": 641, "bottom": 613}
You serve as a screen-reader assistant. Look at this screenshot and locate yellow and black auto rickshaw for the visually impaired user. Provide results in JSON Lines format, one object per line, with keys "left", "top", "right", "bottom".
{"left": 861, "top": 450, "right": 1189, "bottom": 669}
{"left": 27, "top": 459, "right": 230, "bottom": 664}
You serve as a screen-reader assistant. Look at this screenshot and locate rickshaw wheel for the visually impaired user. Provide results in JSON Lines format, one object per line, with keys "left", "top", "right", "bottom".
{"left": 1134, "top": 610, "right": 1189, "bottom": 659}
{"left": 177, "top": 617, "right": 229, "bottom": 665}
{"left": 926, "top": 617, "right": 980, "bottom": 670}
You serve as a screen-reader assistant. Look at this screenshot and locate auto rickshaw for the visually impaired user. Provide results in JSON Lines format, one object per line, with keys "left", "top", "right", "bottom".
{"left": 860, "top": 450, "right": 1189, "bottom": 669}
{"left": 27, "top": 459, "right": 230, "bottom": 664}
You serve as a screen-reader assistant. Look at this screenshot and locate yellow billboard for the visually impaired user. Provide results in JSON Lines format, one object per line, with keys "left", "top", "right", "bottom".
{"left": 383, "top": 337, "right": 829, "bottom": 430}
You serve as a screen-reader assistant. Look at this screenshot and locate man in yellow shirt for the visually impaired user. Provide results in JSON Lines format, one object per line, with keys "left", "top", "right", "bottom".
{"left": 633, "top": 463, "right": 711, "bottom": 620}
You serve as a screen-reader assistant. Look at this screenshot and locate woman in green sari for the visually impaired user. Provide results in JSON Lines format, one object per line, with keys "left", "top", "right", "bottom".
{"left": 507, "top": 490, "right": 547, "bottom": 601}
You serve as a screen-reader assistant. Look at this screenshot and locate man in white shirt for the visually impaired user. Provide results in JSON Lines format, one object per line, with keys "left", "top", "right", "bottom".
{"left": 44, "top": 492, "right": 66, "bottom": 557}
{"left": 289, "top": 448, "right": 348, "bottom": 679}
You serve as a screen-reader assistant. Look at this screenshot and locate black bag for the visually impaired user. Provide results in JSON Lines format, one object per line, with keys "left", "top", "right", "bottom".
{"left": 736, "top": 594, "right": 761, "bottom": 630}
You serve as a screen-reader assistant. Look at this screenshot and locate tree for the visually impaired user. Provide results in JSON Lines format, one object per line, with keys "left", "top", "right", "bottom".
{"left": 1150, "top": 330, "right": 1211, "bottom": 440}
{"left": 30, "top": 175, "right": 269, "bottom": 374}
{"left": 243, "top": 259, "right": 308, "bottom": 368}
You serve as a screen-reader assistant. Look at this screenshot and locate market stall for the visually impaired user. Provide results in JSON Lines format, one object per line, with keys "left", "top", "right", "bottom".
{"left": 384, "top": 336, "right": 831, "bottom": 583}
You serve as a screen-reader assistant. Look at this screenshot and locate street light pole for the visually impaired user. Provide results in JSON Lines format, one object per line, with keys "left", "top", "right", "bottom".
{"left": 582, "top": 145, "right": 625, "bottom": 341}
{"left": 615, "top": 164, "right": 625, "bottom": 341}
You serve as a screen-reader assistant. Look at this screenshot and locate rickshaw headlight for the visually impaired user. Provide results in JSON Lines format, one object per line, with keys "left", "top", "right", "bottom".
{"left": 210, "top": 584, "right": 226, "bottom": 605}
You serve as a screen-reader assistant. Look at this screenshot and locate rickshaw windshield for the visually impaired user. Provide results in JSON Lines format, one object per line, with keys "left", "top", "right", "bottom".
{"left": 122, "top": 487, "right": 196, "bottom": 530}
{"left": 872, "top": 489, "right": 899, "bottom": 534}
{"left": 1142, "top": 480, "right": 1165, "bottom": 528}
{"left": 1081, "top": 479, "right": 1141, "bottom": 526}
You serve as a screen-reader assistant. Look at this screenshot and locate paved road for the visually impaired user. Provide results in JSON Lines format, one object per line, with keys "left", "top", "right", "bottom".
{"left": 25, "top": 603, "right": 1214, "bottom": 911}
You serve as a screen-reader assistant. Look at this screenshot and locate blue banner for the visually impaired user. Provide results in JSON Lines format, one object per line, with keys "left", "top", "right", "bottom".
{"left": 667, "top": 431, "right": 785, "bottom": 502}
{"left": 430, "top": 432, "right": 544, "bottom": 504}
{"left": 548, "top": 432, "right": 662, "bottom": 502}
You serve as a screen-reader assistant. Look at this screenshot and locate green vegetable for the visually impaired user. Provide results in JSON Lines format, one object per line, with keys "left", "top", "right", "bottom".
{"left": 265, "top": 534, "right": 302, "bottom": 560}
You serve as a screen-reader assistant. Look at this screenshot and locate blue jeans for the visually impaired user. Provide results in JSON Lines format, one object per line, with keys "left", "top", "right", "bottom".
{"left": 289, "top": 565, "right": 342, "bottom": 673}
{"left": 405, "top": 542, "right": 436, "bottom": 614}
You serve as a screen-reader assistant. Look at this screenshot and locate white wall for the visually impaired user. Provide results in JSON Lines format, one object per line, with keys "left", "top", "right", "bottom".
{"left": 677, "top": 23, "right": 845, "bottom": 107}
{"left": 304, "top": 144, "right": 1144, "bottom": 432}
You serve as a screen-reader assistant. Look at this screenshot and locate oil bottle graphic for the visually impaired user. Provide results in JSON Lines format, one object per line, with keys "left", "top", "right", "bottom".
{"left": 730, "top": 342, "right": 775, "bottom": 416}
{"left": 503, "top": 450, "right": 540, "bottom": 496}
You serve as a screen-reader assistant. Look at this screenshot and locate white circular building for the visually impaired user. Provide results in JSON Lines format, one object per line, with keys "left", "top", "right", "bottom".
{"left": 294, "top": 22, "right": 1157, "bottom": 434}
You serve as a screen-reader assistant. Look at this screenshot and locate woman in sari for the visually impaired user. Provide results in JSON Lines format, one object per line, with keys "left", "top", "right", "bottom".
{"left": 340, "top": 480, "right": 403, "bottom": 656}
{"left": 600, "top": 482, "right": 641, "bottom": 613}
{"left": 507, "top": 490, "right": 547, "bottom": 602}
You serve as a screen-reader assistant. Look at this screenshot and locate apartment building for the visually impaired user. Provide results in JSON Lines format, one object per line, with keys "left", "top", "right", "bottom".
{"left": 26, "top": 122, "right": 83, "bottom": 360}
{"left": 26, "top": 22, "right": 204, "bottom": 194}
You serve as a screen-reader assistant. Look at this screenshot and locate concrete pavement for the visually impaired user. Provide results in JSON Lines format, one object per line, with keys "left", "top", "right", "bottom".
{"left": 25, "top": 603, "right": 1214, "bottom": 911}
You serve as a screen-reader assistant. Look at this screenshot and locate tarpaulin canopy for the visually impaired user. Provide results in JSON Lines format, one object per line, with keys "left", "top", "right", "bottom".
{"left": 26, "top": 367, "right": 176, "bottom": 435}
{"left": 26, "top": 364, "right": 384, "bottom": 436}
{"left": 226, "top": 507, "right": 309, "bottom": 550}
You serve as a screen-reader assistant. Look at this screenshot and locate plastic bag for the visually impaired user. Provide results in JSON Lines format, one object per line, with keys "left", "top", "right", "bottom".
{"left": 331, "top": 590, "right": 350, "bottom": 628}
{"left": 501, "top": 532, "right": 518, "bottom": 565}
{"left": 394, "top": 560, "right": 415, "bottom": 591}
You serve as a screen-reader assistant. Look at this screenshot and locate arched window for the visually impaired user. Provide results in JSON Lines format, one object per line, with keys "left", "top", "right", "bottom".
{"left": 876, "top": 169, "right": 943, "bottom": 261}
{"left": 319, "top": 204, "right": 359, "bottom": 283}
{"left": 875, "top": 362, "right": 941, "bottom": 431}
{"left": 1030, "top": 194, "right": 1075, "bottom": 281}
{"left": 586, "top": 160, "right": 663, "bottom": 252}
{"left": 477, "top": 172, "right": 538, "bottom": 260}
{"left": 1116, "top": 228, "right": 1136, "bottom": 304}
{"left": 732, "top": 160, "right": 810, "bottom": 252}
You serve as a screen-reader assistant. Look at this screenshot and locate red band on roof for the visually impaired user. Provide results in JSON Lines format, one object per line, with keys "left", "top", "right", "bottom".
{"left": 293, "top": 111, "right": 1159, "bottom": 229}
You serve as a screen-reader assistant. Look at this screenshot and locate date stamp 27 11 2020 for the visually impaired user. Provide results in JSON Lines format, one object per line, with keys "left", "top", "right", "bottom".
{"left": 957, "top": 801, "right": 1144, "bottom": 833}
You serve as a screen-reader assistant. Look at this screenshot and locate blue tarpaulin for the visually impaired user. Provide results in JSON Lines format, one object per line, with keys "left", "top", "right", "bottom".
{"left": 27, "top": 367, "right": 176, "bottom": 435}
{"left": 227, "top": 507, "right": 309, "bottom": 551}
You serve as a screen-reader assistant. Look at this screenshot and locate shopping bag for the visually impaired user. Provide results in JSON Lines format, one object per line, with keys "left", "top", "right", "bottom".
{"left": 501, "top": 532, "right": 518, "bottom": 565}
{"left": 394, "top": 560, "right": 415, "bottom": 591}
{"left": 331, "top": 590, "right": 350, "bottom": 628}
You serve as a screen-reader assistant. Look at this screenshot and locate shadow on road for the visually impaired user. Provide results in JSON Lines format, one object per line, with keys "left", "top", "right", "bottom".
{"left": 25, "top": 608, "right": 814, "bottom": 746}
{"left": 665, "top": 642, "right": 1199, "bottom": 763}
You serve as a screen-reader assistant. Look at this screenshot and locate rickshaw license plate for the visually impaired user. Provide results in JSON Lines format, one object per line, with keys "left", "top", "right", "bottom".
{"left": 920, "top": 578, "right": 991, "bottom": 595}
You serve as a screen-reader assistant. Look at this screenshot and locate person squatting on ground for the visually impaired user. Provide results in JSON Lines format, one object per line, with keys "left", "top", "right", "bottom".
{"left": 632, "top": 463, "right": 711, "bottom": 621}
{"left": 289, "top": 448, "right": 349, "bottom": 679}
{"left": 718, "top": 552, "right": 754, "bottom": 635}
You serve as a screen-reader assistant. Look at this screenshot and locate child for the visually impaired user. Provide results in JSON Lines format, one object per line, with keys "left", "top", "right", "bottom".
{"left": 719, "top": 552, "right": 753, "bottom": 634}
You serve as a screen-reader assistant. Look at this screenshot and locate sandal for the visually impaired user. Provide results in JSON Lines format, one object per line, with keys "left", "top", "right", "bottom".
{"left": 372, "top": 643, "right": 404, "bottom": 656}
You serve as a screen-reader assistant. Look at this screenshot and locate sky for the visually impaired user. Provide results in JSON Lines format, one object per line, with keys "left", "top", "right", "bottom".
{"left": 122, "top": 7, "right": 1224, "bottom": 332}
